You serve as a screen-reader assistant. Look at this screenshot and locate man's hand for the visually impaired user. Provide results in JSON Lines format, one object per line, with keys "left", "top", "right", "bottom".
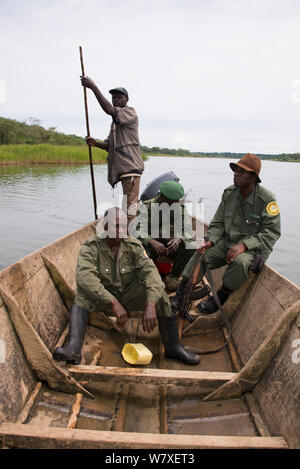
{"left": 149, "top": 239, "right": 166, "bottom": 256}
{"left": 80, "top": 75, "right": 96, "bottom": 90}
{"left": 226, "top": 243, "right": 247, "bottom": 263}
{"left": 85, "top": 136, "right": 97, "bottom": 147}
{"left": 142, "top": 301, "right": 157, "bottom": 333}
{"left": 166, "top": 238, "right": 181, "bottom": 255}
{"left": 197, "top": 240, "right": 213, "bottom": 254}
{"left": 110, "top": 299, "right": 128, "bottom": 328}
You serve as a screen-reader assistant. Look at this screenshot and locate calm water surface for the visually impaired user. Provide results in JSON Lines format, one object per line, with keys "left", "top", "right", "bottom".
{"left": 0, "top": 157, "right": 299, "bottom": 286}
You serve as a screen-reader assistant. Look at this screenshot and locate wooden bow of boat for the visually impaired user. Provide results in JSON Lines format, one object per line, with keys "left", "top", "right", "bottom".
{"left": 0, "top": 220, "right": 299, "bottom": 449}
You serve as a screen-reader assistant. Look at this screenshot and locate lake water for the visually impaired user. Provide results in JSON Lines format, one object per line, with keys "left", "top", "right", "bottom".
{"left": 0, "top": 156, "right": 299, "bottom": 286}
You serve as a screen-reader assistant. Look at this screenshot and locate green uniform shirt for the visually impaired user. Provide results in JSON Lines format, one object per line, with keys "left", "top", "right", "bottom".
{"left": 136, "top": 195, "right": 195, "bottom": 248}
{"left": 75, "top": 236, "right": 165, "bottom": 310}
{"left": 206, "top": 184, "right": 281, "bottom": 259}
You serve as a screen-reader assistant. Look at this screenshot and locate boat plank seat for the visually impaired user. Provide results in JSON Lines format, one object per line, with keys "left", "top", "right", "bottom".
{"left": 67, "top": 365, "right": 236, "bottom": 389}
{"left": 0, "top": 423, "right": 288, "bottom": 449}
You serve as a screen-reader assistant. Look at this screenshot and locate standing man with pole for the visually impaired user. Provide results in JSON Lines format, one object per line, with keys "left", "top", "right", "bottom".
{"left": 80, "top": 75, "right": 144, "bottom": 223}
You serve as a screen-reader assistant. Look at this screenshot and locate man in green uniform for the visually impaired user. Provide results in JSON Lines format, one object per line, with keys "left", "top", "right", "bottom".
{"left": 171, "top": 153, "right": 281, "bottom": 314}
{"left": 135, "top": 181, "right": 196, "bottom": 291}
{"left": 53, "top": 208, "right": 199, "bottom": 365}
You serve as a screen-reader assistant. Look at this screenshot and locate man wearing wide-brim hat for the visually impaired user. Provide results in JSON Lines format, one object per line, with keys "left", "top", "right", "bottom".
{"left": 135, "top": 180, "right": 196, "bottom": 292}
{"left": 171, "top": 153, "right": 281, "bottom": 315}
{"left": 80, "top": 78, "right": 144, "bottom": 221}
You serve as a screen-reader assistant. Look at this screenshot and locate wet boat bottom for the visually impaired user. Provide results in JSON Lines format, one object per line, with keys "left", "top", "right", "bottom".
{"left": 25, "top": 319, "right": 259, "bottom": 437}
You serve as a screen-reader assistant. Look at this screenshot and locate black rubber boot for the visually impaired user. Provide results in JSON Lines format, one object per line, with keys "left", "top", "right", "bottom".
{"left": 53, "top": 305, "right": 88, "bottom": 365}
{"left": 197, "top": 285, "right": 231, "bottom": 315}
{"left": 170, "top": 279, "right": 187, "bottom": 314}
{"left": 157, "top": 316, "right": 200, "bottom": 365}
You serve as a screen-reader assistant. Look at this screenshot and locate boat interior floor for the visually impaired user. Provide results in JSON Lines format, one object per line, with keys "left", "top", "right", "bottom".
{"left": 23, "top": 319, "right": 262, "bottom": 438}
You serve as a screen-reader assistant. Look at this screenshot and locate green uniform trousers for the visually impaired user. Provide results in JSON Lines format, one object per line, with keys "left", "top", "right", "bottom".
{"left": 182, "top": 239, "right": 256, "bottom": 292}
{"left": 76, "top": 279, "right": 173, "bottom": 318}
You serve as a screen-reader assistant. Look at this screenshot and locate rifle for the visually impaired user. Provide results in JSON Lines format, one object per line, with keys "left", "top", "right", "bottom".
{"left": 177, "top": 252, "right": 203, "bottom": 323}
{"left": 177, "top": 252, "right": 233, "bottom": 355}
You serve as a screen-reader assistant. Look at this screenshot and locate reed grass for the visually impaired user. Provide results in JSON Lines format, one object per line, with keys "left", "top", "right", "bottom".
{"left": 0, "top": 144, "right": 108, "bottom": 165}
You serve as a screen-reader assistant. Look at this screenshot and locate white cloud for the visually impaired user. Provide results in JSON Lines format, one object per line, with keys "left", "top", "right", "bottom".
{"left": 1, "top": 0, "right": 300, "bottom": 152}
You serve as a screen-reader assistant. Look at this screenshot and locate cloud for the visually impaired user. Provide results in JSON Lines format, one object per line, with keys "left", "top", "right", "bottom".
{"left": 1, "top": 0, "right": 300, "bottom": 152}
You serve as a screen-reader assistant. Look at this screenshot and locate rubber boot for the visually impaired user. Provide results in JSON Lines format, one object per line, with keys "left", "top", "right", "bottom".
{"left": 170, "top": 279, "right": 187, "bottom": 314}
{"left": 197, "top": 285, "right": 231, "bottom": 315}
{"left": 53, "top": 305, "right": 88, "bottom": 365}
{"left": 157, "top": 316, "right": 200, "bottom": 365}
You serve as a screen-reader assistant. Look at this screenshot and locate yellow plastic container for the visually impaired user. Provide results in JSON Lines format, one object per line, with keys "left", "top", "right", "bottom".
{"left": 121, "top": 343, "right": 153, "bottom": 365}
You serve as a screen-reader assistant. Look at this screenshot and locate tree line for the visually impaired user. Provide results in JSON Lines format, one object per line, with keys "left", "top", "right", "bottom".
{"left": 0, "top": 117, "right": 299, "bottom": 161}
{"left": 0, "top": 117, "right": 85, "bottom": 146}
{"left": 141, "top": 146, "right": 300, "bottom": 162}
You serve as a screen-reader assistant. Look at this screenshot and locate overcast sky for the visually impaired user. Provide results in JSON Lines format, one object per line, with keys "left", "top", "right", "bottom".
{"left": 1, "top": 0, "right": 300, "bottom": 153}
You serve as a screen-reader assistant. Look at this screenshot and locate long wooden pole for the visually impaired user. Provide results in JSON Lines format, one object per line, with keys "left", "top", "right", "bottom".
{"left": 79, "top": 46, "right": 98, "bottom": 220}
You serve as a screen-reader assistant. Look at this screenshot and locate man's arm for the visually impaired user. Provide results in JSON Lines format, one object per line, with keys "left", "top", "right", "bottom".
{"left": 80, "top": 76, "right": 115, "bottom": 116}
{"left": 86, "top": 137, "right": 109, "bottom": 151}
{"left": 110, "top": 298, "right": 128, "bottom": 328}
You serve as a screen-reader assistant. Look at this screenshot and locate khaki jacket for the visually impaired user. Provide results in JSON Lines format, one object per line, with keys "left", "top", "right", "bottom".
{"left": 74, "top": 236, "right": 165, "bottom": 311}
{"left": 105, "top": 106, "right": 144, "bottom": 187}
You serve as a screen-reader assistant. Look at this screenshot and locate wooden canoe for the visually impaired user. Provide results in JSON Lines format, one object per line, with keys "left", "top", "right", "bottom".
{"left": 0, "top": 220, "right": 299, "bottom": 449}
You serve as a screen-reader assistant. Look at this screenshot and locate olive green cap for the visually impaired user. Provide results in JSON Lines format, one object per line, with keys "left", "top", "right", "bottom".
{"left": 159, "top": 181, "right": 184, "bottom": 200}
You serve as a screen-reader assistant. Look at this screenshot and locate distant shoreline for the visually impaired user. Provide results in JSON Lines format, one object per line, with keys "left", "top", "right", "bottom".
{"left": 1, "top": 117, "right": 298, "bottom": 164}
{"left": 144, "top": 153, "right": 300, "bottom": 162}
{"left": 0, "top": 143, "right": 298, "bottom": 165}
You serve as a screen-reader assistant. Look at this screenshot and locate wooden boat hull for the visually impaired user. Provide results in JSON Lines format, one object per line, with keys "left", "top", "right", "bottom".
{"left": 0, "top": 220, "right": 299, "bottom": 449}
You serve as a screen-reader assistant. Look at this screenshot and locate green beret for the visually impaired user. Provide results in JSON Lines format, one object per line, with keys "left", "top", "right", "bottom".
{"left": 159, "top": 181, "right": 184, "bottom": 201}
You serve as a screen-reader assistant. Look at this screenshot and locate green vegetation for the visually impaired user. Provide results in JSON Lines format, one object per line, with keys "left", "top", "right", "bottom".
{"left": 141, "top": 146, "right": 300, "bottom": 162}
{"left": 0, "top": 143, "right": 108, "bottom": 165}
{"left": 0, "top": 117, "right": 85, "bottom": 146}
{"left": 0, "top": 116, "right": 101, "bottom": 165}
{"left": 0, "top": 117, "right": 298, "bottom": 164}
{"left": 0, "top": 117, "right": 148, "bottom": 165}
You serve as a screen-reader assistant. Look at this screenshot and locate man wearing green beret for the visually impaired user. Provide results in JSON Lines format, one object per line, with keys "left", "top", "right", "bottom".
{"left": 135, "top": 180, "right": 196, "bottom": 291}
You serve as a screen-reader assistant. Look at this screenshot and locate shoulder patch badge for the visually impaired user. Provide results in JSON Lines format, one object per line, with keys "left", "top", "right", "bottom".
{"left": 143, "top": 249, "right": 149, "bottom": 258}
{"left": 266, "top": 201, "right": 280, "bottom": 216}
